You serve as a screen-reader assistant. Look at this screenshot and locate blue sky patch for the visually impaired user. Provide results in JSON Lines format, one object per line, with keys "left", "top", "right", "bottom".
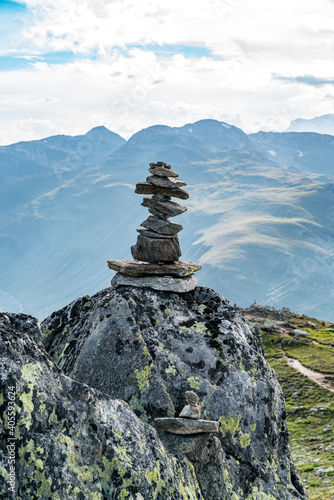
{"left": 0, "top": 51, "right": 99, "bottom": 71}
{"left": 275, "top": 74, "right": 334, "bottom": 87}
{"left": 0, "top": 1, "right": 27, "bottom": 12}
{"left": 117, "top": 43, "right": 222, "bottom": 60}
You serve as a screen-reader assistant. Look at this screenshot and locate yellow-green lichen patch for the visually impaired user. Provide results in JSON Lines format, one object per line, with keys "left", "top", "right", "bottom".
{"left": 187, "top": 376, "right": 201, "bottom": 390}
{"left": 48, "top": 406, "right": 58, "bottom": 426}
{"left": 100, "top": 450, "right": 136, "bottom": 497}
{"left": 166, "top": 365, "right": 177, "bottom": 376}
{"left": 240, "top": 433, "right": 251, "bottom": 448}
{"left": 250, "top": 423, "right": 256, "bottom": 432}
{"left": 193, "top": 321, "right": 208, "bottom": 334}
{"left": 43, "top": 326, "right": 53, "bottom": 339}
{"left": 18, "top": 362, "right": 43, "bottom": 431}
{"left": 35, "top": 470, "right": 53, "bottom": 497}
{"left": 129, "top": 396, "right": 149, "bottom": 421}
{"left": 134, "top": 364, "right": 153, "bottom": 392}
{"left": 218, "top": 414, "right": 242, "bottom": 438}
{"left": 175, "top": 460, "right": 202, "bottom": 500}
{"left": 223, "top": 469, "right": 240, "bottom": 499}
{"left": 246, "top": 486, "right": 276, "bottom": 500}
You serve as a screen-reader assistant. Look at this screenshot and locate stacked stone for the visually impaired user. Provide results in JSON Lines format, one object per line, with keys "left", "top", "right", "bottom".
{"left": 154, "top": 391, "right": 219, "bottom": 435}
{"left": 108, "top": 160, "right": 202, "bottom": 293}
{"left": 131, "top": 161, "right": 188, "bottom": 264}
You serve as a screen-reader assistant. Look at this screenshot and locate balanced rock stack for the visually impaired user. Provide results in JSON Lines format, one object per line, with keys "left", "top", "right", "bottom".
{"left": 108, "top": 161, "right": 202, "bottom": 293}
{"left": 132, "top": 161, "right": 188, "bottom": 263}
{"left": 154, "top": 391, "right": 219, "bottom": 435}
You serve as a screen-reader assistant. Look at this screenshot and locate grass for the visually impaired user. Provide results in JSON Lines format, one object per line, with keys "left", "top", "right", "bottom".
{"left": 282, "top": 336, "right": 334, "bottom": 374}
{"left": 255, "top": 328, "right": 334, "bottom": 499}
{"left": 305, "top": 328, "right": 334, "bottom": 347}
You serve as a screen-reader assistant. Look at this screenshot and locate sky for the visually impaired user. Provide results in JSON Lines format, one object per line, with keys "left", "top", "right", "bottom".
{"left": 0, "top": 0, "right": 334, "bottom": 144}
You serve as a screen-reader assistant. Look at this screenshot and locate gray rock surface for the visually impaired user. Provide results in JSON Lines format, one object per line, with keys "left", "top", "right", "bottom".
{"left": 107, "top": 259, "right": 202, "bottom": 277}
{"left": 135, "top": 182, "right": 189, "bottom": 200}
{"left": 147, "top": 175, "right": 187, "bottom": 188}
{"left": 111, "top": 272, "right": 198, "bottom": 292}
{"left": 149, "top": 166, "right": 179, "bottom": 177}
{"left": 41, "top": 285, "right": 307, "bottom": 499}
{"left": 137, "top": 229, "right": 177, "bottom": 239}
{"left": 141, "top": 215, "right": 183, "bottom": 235}
{"left": 131, "top": 233, "right": 181, "bottom": 262}
{"left": 292, "top": 329, "right": 310, "bottom": 336}
{"left": 0, "top": 312, "right": 203, "bottom": 499}
{"left": 142, "top": 196, "right": 187, "bottom": 216}
{"left": 148, "top": 207, "right": 170, "bottom": 219}
{"left": 155, "top": 418, "right": 219, "bottom": 434}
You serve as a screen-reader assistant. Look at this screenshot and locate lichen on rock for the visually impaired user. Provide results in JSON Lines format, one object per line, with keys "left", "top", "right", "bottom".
{"left": 38, "top": 285, "right": 307, "bottom": 499}
{"left": 0, "top": 312, "right": 204, "bottom": 499}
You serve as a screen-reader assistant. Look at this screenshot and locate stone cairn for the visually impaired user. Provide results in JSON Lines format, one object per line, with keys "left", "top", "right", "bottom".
{"left": 179, "top": 391, "right": 201, "bottom": 419}
{"left": 154, "top": 391, "right": 219, "bottom": 435}
{"left": 108, "top": 161, "right": 202, "bottom": 293}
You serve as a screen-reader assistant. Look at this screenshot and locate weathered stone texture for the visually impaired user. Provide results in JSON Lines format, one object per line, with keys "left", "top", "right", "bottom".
{"left": 135, "top": 182, "right": 189, "bottom": 200}
{"left": 40, "top": 285, "right": 307, "bottom": 500}
{"left": 141, "top": 215, "right": 183, "bottom": 235}
{"left": 111, "top": 272, "right": 198, "bottom": 292}
{"left": 107, "top": 259, "right": 202, "bottom": 277}
{"left": 131, "top": 233, "right": 181, "bottom": 263}
{"left": 0, "top": 312, "right": 203, "bottom": 500}
{"left": 142, "top": 196, "right": 187, "bottom": 217}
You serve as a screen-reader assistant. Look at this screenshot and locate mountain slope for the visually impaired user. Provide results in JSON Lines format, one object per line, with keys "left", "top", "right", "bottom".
{"left": 1, "top": 119, "right": 333, "bottom": 321}
{"left": 239, "top": 303, "right": 334, "bottom": 500}
{"left": 286, "top": 114, "right": 334, "bottom": 136}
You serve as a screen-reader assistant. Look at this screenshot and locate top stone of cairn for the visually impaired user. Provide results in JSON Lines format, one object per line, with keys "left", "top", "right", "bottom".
{"left": 108, "top": 161, "right": 202, "bottom": 288}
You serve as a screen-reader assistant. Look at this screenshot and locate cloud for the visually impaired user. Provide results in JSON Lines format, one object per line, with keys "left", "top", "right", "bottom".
{"left": 274, "top": 75, "right": 334, "bottom": 87}
{"left": 1, "top": 0, "right": 334, "bottom": 143}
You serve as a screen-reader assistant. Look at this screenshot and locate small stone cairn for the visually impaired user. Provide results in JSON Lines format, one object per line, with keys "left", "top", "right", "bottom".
{"left": 179, "top": 391, "right": 201, "bottom": 419}
{"left": 154, "top": 391, "right": 219, "bottom": 435}
{"left": 108, "top": 161, "right": 202, "bottom": 293}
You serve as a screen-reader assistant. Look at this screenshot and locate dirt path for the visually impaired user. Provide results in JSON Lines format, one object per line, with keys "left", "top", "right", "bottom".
{"left": 241, "top": 305, "right": 334, "bottom": 394}
{"left": 283, "top": 353, "right": 334, "bottom": 393}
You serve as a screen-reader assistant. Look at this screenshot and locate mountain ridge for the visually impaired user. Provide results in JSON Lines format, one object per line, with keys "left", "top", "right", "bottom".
{"left": 1, "top": 119, "right": 333, "bottom": 321}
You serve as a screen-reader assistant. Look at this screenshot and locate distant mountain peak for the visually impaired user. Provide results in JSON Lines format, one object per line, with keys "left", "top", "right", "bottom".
{"left": 85, "top": 126, "right": 125, "bottom": 141}
{"left": 286, "top": 114, "right": 334, "bottom": 136}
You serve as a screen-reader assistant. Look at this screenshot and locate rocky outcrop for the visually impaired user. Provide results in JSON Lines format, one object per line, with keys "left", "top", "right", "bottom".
{"left": 39, "top": 285, "right": 307, "bottom": 499}
{"left": 0, "top": 312, "right": 203, "bottom": 499}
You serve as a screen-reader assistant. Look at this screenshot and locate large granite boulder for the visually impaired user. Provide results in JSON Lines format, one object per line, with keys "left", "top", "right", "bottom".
{"left": 40, "top": 285, "right": 307, "bottom": 499}
{"left": 0, "top": 313, "right": 203, "bottom": 499}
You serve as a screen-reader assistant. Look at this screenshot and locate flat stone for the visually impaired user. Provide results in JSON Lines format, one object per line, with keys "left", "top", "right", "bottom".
{"left": 131, "top": 234, "right": 181, "bottom": 263}
{"left": 111, "top": 273, "right": 198, "bottom": 293}
{"left": 137, "top": 229, "right": 177, "bottom": 239}
{"left": 149, "top": 166, "right": 179, "bottom": 177}
{"left": 148, "top": 208, "right": 169, "bottom": 220}
{"left": 135, "top": 182, "right": 189, "bottom": 200}
{"left": 141, "top": 216, "right": 183, "bottom": 235}
{"left": 147, "top": 175, "right": 187, "bottom": 188}
{"left": 179, "top": 405, "right": 201, "bottom": 420}
{"left": 107, "top": 260, "right": 202, "bottom": 277}
{"left": 142, "top": 197, "right": 187, "bottom": 216}
{"left": 154, "top": 418, "right": 219, "bottom": 435}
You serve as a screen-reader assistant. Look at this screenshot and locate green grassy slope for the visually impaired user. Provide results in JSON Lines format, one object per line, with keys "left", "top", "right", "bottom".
{"left": 240, "top": 304, "right": 334, "bottom": 500}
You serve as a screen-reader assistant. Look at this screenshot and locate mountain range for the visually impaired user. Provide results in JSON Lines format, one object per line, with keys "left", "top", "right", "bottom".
{"left": 1, "top": 119, "right": 333, "bottom": 320}
{"left": 286, "top": 114, "right": 334, "bottom": 135}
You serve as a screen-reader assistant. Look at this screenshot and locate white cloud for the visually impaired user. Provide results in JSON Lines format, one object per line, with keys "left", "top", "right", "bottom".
{"left": 1, "top": 0, "right": 334, "bottom": 143}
